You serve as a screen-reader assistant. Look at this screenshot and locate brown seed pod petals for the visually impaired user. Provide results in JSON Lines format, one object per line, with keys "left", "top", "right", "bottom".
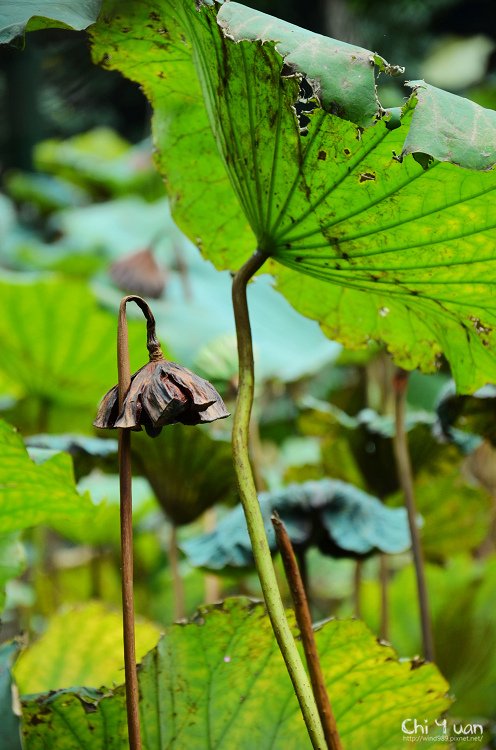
{"left": 94, "top": 358, "right": 229, "bottom": 437}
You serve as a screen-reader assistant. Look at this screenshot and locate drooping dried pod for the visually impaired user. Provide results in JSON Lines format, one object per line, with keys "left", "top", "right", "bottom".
{"left": 110, "top": 248, "right": 167, "bottom": 300}
{"left": 94, "top": 295, "right": 229, "bottom": 437}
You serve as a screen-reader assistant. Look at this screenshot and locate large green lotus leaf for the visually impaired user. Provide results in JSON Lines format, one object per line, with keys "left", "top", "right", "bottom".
{"left": 131, "top": 424, "right": 237, "bottom": 526}
{"left": 0, "top": 0, "right": 101, "bottom": 43}
{"left": 182, "top": 478, "right": 411, "bottom": 570}
{"left": 14, "top": 602, "right": 160, "bottom": 694}
{"left": 0, "top": 276, "right": 144, "bottom": 412}
{"left": 21, "top": 598, "right": 449, "bottom": 750}
{"left": 0, "top": 420, "right": 91, "bottom": 534}
{"left": 0, "top": 642, "right": 22, "bottom": 750}
{"left": 91, "top": 1, "right": 496, "bottom": 392}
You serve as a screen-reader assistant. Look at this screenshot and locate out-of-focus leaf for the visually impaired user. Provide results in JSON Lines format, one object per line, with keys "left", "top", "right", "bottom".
{"left": 21, "top": 598, "right": 450, "bottom": 750}
{"left": 53, "top": 197, "right": 178, "bottom": 262}
{"left": 34, "top": 130, "right": 163, "bottom": 199}
{"left": 14, "top": 602, "right": 160, "bottom": 694}
{"left": 193, "top": 334, "right": 238, "bottom": 396}
{"left": 150, "top": 259, "right": 342, "bottom": 383}
{"left": 0, "top": 641, "right": 22, "bottom": 750}
{"left": 0, "top": 276, "right": 144, "bottom": 414}
{"left": 0, "top": 420, "right": 91, "bottom": 535}
{"left": 356, "top": 557, "right": 496, "bottom": 721}
{"left": 53, "top": 472, "right": 156, "bottom": 547}
{"left": 420, "top": 35, "right": 495, "bottom": 91}
{"left": 4, "top": 172, "right": 90, "bottom": 212}
{"left": 300, "top": 397, "right": 441, "bottom": 498}
{"left": 0, "top": 533, "right": 27, "bottom": 611}
{"left": 436, "top": 381, "right": 496, "bottom": 449}
{"left": 182, "top": 478, "right": 411, "bottom": 570}
{"left": 25, "top": 434, "right": 118, "bottom": 480}
{"left": 131, "top": 425, "right": 236, "bottom": 526}
{"left": 0, "top": 0, "right": 101, "bottom": 43}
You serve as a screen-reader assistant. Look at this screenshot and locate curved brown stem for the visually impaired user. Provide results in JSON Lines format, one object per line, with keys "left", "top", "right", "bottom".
{"left": 118, "top": 297, "right": 142, "bottom": 750}
{"left": 272, "top": 513, "right": 343, "bottom": 750}
{"left": 392, "top": 368, "right": 435, "bottom": 662}
{"left": 119, "top": 294, "right": 163, "bottom": 362}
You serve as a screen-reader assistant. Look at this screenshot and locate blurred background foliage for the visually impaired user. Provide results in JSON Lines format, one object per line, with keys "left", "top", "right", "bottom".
{"left": 1, "top": 1, "right": 496, "bottom": 747}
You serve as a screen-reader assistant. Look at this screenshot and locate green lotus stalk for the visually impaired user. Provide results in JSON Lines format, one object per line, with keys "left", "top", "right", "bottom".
{"left": 232, "top": 250, "right": 327, "bottom": 750}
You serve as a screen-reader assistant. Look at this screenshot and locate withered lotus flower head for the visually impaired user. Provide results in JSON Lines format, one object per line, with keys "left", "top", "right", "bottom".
{"left": 94, "top": 295, "right": 229, "bottom": 437}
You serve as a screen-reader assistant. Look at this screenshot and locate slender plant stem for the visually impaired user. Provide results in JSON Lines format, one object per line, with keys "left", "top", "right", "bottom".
{"left": 379, "top": 554, "right": 389, "bottom": 642}
{"left": 117, "top": 298, "right": 142, "bottom": 750}
{"left": 169, "top": 524, "right": 185, "bottom": 620}
{"left": 271, "top": 513, "right": 343, "bottom": 750}
{"left": 392, "top": 368, "right": 435, "bottom": 662}
{"left": 353, "top": 560, "right": 362, "bottom": 619}
{"left": 232, "top": 251, "right": 326, "bottom": 750}
{"left": 203, "top": 508, "right": 221, "bottom": 604}
{"left": 295, "top": 547, "right": 309, "bottom": 598}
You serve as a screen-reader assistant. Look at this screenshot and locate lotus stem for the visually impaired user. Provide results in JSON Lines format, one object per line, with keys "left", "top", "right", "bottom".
{"left": 232, "top": 251, "right": 326, "bottom": 750}
{"left": 353, "top": 560, "right": 362, "bottom": 619}
{"left": 169, "top": 524, "right": 185, "bottom": 620}
{"left": 117, "top": 297, "right": 142, "bottom": 750}
{"left": 272, "top": 512, "right": 343, "bottom": 750}
{"left": 392, "top": 368, "right": 435, "bottom": 662}
{"left": 379, "top": 554, "right": 389, "bottom": 642}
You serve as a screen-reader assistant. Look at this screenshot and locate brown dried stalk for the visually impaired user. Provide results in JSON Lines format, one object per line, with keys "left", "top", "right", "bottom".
{"left": 271, "top": 512, "right": 343, "bottom": 750}
{"left": 117, "top": 298, "right": 141, "bottom": 750}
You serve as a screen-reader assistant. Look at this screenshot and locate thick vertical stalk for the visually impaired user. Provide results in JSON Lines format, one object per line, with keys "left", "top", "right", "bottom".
{"left": 272, "top": 514, "right": 343, "bottom": 750}
{"left": 117, "top": 300, "right": 142, "bottom": 750}
{"left": 392, "top": 368, "right": 435, "bottom": 662}
{"left": 353, "top": 560, "right": 362, "bottom": 619}
{"left": 232, "top": 251, "right": 326, "bottom": 750}
{"left": 379, "top": 554, "right": 389, "bottom": 642}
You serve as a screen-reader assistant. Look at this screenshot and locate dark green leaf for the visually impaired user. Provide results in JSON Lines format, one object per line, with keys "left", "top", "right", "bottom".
{"left": 131, "top": 424, "right": 236, "bottom": 525}
{"left": 436, "top": 381, "right": 496, "bottom": 449}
